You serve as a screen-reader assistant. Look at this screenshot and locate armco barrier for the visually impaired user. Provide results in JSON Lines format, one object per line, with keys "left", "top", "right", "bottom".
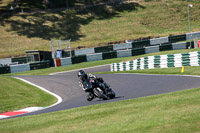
{"left": 71, "top": 55, "right": 87, "bottom": 64}
{"left": 159, "top": 43, "right": 173, "bottom": 51}
{"left": 30, "top": 61, "right": 50, "bottom": 70}
{"left": 150, "top": 37, "right": 168, "bottom": 45}
{"left": 111, "top": 51, "right": 200, "bottom": 72}
{"left": 62, "top": 51, "right": 71, "bottom": 58}
{"left": 28, "top": 41, "right": 192, "bottom": 68}
{"left": 75, "top": 48, "right": 95, "bottom": 56}
{"left": 132, "top": 47, "right": 145, "bottom": 56}
{"left": 10, "top": 64, "right": 30, "bottom": 73}
{"left": 62, "top": 31, "right": 200, "bottom": 57}
{"left": 172, "top": 42, "right": 186, "bottom": 50}
{"left": 186, "top": 41, "right": 194, "bottom": 48}
{"left": 0, "top": 66, "right": 10, "bottom": 74}
{"left": 59, "top": 31, "right": 200, "bottom": 58}
{"left": 169, "top": 34, "right": 186, "bottom": 43}
{"left": 11, "top": 57, "right": 27, "bottom": 64}
{"left": 186, "top": 32, "right": 200, "bottom": 40}
{"left": 94, "top": 45, "right": 113, "bottom": 53}
{"left": 132, "top": 40, "right": 150, "bottom": 48}
{"left": 1, "top": 32, "right": 200, "bottom": 74}
{"left": 113, "top": 43, "right": 132, "bottom": 51}
{"left": 61, "top": 57, "right": 72, "bottom": 66}
{"left": 0, "top": 58, "right": 12, "bottom": 65}
{"left": 117, "top": 49, "right": 132, "bottom": 58}
{"left": 145, "top": 45, "right": 159, "bottom": 54}
{"left": 87, "top": 53, "right": 103, "bottom": 62}
{"left": 102, "top": 51, "right": 117, "bottom": 60}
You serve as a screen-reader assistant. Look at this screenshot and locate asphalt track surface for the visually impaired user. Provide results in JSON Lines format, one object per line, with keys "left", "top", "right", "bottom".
{"left": 13, "top": 65, "right": 200, "bottom": 118}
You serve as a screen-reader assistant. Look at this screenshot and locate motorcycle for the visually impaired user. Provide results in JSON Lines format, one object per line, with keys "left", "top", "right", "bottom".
{"left": 82, "top": 78, "right": 116, "bottom": 101}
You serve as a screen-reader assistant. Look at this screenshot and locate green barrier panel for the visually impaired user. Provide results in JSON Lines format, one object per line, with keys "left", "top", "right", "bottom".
{"left": 102, "top": 51, "right": 117, "bottom": 60}
{"left": 131, "top": 48, "right": 145, "bottom": 56}
{"left": 132, "top": 40, "right": 150, "bottom": 48}
{"left": 30, "top": 61, "right": 50, "bottom": 70}
{"left": 12, "top": 57, "right": 27, "bottom": 64}
{"left": 186, "top": 41, "right": 194, "bottom": 49}
{"left": 0, "top": 66, "right": 10, "bottom": 74}
{"left": 62, "top": 51, "right": 71, "bottom": 58}
{"left": 62, "top": 50, "right": 75, "bottom": 58}
{"left": 169, "top": 34, "right": 186, "bottom": 43}
{"left": 71, "top": 55, "right": 87, "bottom": 64}
{"left": 71, "top": 50, "right": 75, "bottom": 57}
{"left": 94, "top": 45, "right": 113, "bottom": 53}
{"left": 159, "top": 43, "right": 173, "bottom": 51}
{"left": 167, "top": 63, "right": 175, "bottom": 67}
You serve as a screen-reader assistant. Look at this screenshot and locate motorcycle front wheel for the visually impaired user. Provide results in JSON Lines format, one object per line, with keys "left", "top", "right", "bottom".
{"left": 86, "top": 93, "right": 94, "bottom": 101}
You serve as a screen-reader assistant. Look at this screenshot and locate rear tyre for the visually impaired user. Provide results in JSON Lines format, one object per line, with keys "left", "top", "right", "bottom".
{"left": 107, "top": 90, "right": 116, "bottom": 99}
{"left": 109, "top": 91, "right": 116, "bottom": 99}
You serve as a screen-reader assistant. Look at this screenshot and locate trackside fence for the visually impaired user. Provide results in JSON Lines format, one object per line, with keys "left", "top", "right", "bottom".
{"left": 111, "top": 51, "right": 200, "bottom": 71}
{"left": 0, "top": 61, "right": 50, "bottom": 74}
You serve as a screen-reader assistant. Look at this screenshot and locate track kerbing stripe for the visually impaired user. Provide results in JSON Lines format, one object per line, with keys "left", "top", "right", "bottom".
{"left": 0, "top": 77, "right": 62, "bottom": 120}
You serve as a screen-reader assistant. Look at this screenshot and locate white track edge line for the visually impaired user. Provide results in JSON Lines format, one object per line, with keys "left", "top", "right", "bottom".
{"left": 14, "top": 77, "right": 63, "bottom": 109}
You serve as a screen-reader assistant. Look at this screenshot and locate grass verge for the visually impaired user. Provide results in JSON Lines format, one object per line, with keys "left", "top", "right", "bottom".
{"left": 0, "top": 87, "right": 200, "bottom": 132}
{"left": 1, "top": 48, "right": 200, "bottom": 132}
{"left": 0, "top": 76, "right": 57, "bottom": 114}
{"left": 1, "top": 0, "right": 200, "bottom": 58}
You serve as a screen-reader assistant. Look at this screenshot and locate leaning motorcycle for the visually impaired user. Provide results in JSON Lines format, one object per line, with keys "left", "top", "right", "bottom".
{"left": 82, "top": 79, "right": 116, "bottom": 101}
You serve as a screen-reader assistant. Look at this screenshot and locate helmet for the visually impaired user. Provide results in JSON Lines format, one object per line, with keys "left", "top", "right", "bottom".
{"left": 77, "top": 70, "right": 87, "bottom": 80}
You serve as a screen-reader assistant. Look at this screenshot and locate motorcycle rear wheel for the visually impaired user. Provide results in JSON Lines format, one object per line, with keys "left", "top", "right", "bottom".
{"left": 107, "top": 89, "right": 115, "bottom": 99}
{"left": 109, "top": 91, "right": 116, "bottom": 99}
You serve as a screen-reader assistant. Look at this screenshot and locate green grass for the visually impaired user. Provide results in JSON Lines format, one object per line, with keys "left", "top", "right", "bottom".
{"left": 1, "top": 49, "right": 200, "bottom": 132}
{"left": 0, "top": 87, "right": 200, "bottom": 132}
{"left": 0, "top": 76, "right": 57, "bottom": 114}
{"left": 1, "top": 0, "right": 200, "bottom": 58}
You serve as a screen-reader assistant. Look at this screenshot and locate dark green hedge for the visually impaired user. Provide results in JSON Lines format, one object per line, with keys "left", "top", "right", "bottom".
{"left": 0, "top": 66, "right": 10, "bottom": 74}
{"left": 159, "top": 43, "right": 172, "bottom": 51}
{"left": 72, "top": 55, "right": 87, "bottom": 64}
{"left": 30, "top": 61, "right": 50, "bottom": 70}
{"left": 169, "top": 34, "right": 186, "bottom": 43}
{"left": 186, "top": 41, "right": 194, "bottom": 49}
{"left": 131, "top": 48, "right": 145, "bottom": 56}
{"left": 12, "top": 57, "right": 27, "bottom": 64}
{"left": 95, "top": 45, "right": 113, "bottom": 53}
{"left": 102, "top": 51, "right": 117, "bottom": 60}
{"left": 132, "top": 40, "right": 150, "bottom": 48}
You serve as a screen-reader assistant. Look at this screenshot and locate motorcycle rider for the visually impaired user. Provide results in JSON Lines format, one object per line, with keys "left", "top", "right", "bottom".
{"left": 77, "top": 70, "right": 109, "bottom": 100}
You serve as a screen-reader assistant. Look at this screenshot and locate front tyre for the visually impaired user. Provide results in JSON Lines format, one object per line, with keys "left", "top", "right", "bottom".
{"left": 86, "top": 93, "right": 94, "bottom": 101}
